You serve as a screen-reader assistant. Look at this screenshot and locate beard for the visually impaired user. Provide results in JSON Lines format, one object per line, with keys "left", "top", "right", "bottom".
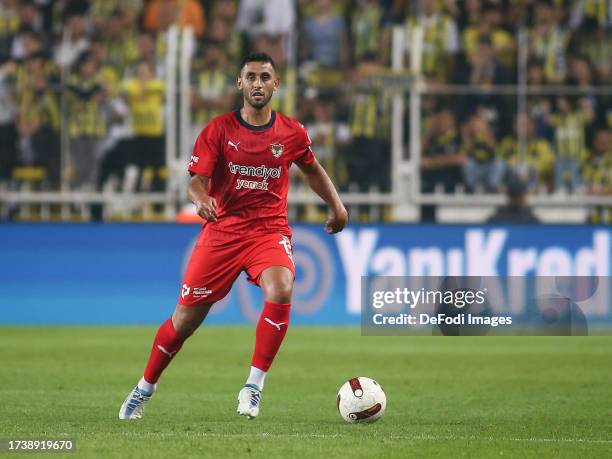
{"left": 245, "top": 91, "right": 273, "bottom": 109}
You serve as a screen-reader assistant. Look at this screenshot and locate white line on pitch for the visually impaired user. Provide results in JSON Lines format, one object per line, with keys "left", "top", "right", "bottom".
{"left": 112, "top": 432, "right": 612, "bottom": 444}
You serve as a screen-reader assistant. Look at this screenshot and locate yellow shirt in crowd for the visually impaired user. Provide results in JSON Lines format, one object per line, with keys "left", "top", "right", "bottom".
{"left": 122, "top": 78, "right": 165, "bottom": 137}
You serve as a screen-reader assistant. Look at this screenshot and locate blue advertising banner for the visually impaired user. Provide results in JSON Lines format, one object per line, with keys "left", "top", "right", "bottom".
{"left": 0, "top": 224, "right": 609, "bottom": 325}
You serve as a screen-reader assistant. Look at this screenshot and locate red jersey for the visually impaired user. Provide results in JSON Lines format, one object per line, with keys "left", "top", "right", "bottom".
{"left": 188, "top": 110, "right": 315, "bottom": 237}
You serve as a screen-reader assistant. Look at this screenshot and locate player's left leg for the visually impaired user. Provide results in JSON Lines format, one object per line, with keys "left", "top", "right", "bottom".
{"left": 251, "top": 266, "right": 293, "bottom": 379}
{"left": 238, "top": 266, "right": 293, "bottom": 419}
{"left": 238, "top": 234, "right": 296, "bottom": 419}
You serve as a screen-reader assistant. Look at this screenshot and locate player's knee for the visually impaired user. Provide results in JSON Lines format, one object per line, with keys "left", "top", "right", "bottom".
{"left": 173, "top": 320, "right": 198, "bottom": 338}
{"left": 172, "top": 304, "right": 210, "bottom": 338}
{"left": 171, "top": 317, "right": 196, "bottom": 338}
{"left": 260, "top": 266, "right": 294, "bottom": 303}
{"left": 263, "top": 281, "right": 293, "bottom": 304}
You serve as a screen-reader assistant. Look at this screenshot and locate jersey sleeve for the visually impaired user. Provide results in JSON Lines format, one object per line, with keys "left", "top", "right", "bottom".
{"left": 189, "top": 122, "right": 222, "bottom": 176}
{"left": 294, "top": 122, "right": 315, "bottom": 166}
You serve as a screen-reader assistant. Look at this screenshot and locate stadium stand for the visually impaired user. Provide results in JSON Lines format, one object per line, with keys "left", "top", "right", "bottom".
{"left": 0, "top": 0, "right": 610, "bottom": 223}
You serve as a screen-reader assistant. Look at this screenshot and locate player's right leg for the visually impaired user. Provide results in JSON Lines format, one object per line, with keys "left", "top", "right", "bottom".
{"left": 119, "top": 230, "right": 242, "bottom": 420}
{"left": 119, "top": 302, "right": 213, "bottom": 419}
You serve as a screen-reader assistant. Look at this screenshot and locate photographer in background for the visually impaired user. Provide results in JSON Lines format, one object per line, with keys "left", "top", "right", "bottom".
{"left": 488, "top": 172, "right": 540, "bottom": 224}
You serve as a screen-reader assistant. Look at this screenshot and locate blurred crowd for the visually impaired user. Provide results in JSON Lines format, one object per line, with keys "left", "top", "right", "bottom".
{"left": 0, "top": 0, "right": 610, "bottom": 204}
{"left": 415, "top": 0, "right": 612, "bottom": 198}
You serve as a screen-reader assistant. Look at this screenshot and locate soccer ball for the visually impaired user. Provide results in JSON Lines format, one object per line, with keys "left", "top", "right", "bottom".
{"left": 336, "top": 376, "right": 386, "bottom": 423}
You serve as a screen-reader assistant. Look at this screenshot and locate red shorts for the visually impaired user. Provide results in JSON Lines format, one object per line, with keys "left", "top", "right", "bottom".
{"left": 178, "top": 231, "right": 295, "bottom": 306}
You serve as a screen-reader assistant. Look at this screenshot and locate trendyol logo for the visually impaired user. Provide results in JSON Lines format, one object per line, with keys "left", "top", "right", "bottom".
{"left": 228, "top": 162, "right": 282, "bottom": 191}
{"left": 228, "top": 162, "right": 281, "bottom": 179}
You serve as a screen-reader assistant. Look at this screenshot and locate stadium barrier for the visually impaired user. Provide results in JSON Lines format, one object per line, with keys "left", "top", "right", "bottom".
{"left": 0, "top": 223, "right": 609, "bottom": 325}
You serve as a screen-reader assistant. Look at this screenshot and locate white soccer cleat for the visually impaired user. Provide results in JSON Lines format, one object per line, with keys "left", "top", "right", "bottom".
{"left": 119, "top": 386, "right": 153, "bottom": 420}
{"left": 237, "top": 384, "right": 261, "bottom": 420}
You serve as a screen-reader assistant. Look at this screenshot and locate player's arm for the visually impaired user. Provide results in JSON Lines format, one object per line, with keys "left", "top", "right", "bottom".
{"left": 188, "top": 175, "right": 217, "bottom": 222}
{"left": 296, "top": 158, "right": 348, "bottom": 234}
{"left": 188, "top": 120, "right": 222, "bottom": 222}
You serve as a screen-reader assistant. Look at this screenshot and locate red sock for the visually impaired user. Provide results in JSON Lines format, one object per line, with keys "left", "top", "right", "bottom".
{"left": 251, "top": 301, "right": 291, "bottom": 371}
{"left": 143, "top": 317, "right": 186, "bottom": 384}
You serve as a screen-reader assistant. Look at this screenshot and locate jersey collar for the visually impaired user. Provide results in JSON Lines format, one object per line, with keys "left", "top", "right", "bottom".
{"left": 234, "top": 109, "right": 276, "bottom": 131}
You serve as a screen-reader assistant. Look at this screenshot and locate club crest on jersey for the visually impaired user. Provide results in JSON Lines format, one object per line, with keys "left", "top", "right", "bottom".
{"left": 270, "top": 143, "right": 284, "bottom": 158}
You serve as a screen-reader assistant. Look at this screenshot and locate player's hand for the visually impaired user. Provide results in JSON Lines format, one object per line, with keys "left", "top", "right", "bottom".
{"left": 195, "top": 196, "right": 218, "bottom": 222}
{"left": 325, "top": 208, "right": 348, "bottom": 234}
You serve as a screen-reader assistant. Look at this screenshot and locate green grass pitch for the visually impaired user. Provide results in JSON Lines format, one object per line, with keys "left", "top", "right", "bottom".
{"left": 1, "top": 327, "right": 611, "bottom": 458}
